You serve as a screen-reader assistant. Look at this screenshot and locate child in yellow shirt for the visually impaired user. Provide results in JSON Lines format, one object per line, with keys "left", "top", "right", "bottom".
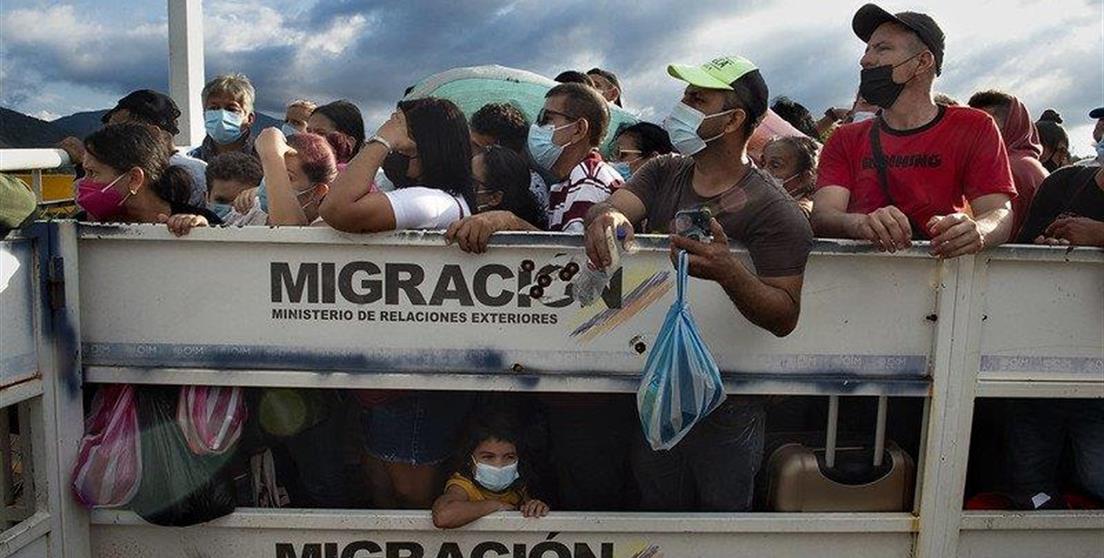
{"left": 432, "top": 411, "right": 549, "bottom": 528}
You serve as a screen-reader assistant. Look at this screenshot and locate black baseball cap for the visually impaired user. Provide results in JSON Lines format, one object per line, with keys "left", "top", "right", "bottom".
{"left": 102, "top": 89, "right": 181, "bottom": 135}
{"left": 1090, "top": 107, "right": 1104, "bottom": 119}
{"left": 853, "top": 3, "right": 945, "bottom": 76}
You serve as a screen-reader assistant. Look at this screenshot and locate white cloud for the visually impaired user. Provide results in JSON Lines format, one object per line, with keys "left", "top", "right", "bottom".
{"left": 1, "top": 0, "right": 1099, "bottom": 160}
{"left": 1, "top": 4, "right": 165, "bottom": 62}
{"left": 204, "top": 3, "right": 298, "bottom": 53}
{"left": 29, "top": 110, "right": 61, "bottom": 121}
{"left": 301, "top": 14, "right": 371, "bottom": 57}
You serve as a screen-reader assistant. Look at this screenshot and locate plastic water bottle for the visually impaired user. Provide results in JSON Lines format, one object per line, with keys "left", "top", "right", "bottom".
{"left": 573, "top": 226, "right": 623, "bottom": 307}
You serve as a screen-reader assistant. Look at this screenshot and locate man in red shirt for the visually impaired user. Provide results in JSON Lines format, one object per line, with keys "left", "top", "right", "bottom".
{"left": 812, "top": 4, "right": 1017, "bottom": 258}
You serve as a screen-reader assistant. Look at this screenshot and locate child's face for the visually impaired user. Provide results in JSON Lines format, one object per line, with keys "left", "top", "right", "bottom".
{"left": 472, "top": 438, "right": 517, "bottom": 468}
{"left": 208, "top": 178, "right": 255, "bottom": 205}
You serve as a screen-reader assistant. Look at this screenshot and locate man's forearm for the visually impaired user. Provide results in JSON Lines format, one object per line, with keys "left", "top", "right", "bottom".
{"left": 976, "top": 208, "right": 1013, "bottom": 248}
{"left": 811, "top": 207, "right": 859, "bottom": 239}
{"left": 504, "top": 212, "right": 540, "bottom": 231}
{"left": 719, "top": 263, "right": 800, "bottom": 337}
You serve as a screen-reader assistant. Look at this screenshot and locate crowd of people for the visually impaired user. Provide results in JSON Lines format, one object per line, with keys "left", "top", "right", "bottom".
{"left": 34, "top": 2, "right": 1104, "bottom": 526}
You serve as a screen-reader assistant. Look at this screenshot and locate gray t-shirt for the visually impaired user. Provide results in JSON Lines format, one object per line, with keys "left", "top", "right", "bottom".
{"left": 624, "top": 154, "right": 813, "bottom": 277}
{"left": 170, "top": 151, "right": 208, "bottom": 207}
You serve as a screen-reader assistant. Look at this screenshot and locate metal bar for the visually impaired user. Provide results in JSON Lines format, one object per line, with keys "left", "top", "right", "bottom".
{"left": 825, "top": 395, "right": 839, "bottom": 469}
{"left": 37, "top": 198, "right": 76, "bottom": 208}
{"left": 873, "top": 395, "right": 887, "bottom": 467}
{"left": 35, "top": 222, "right": 91, "bottom": 556}
{"left": 82, "top": 366, "right": 932, "bottom": 397}
{"left": 71, "top": 223, "right": 1104, "bottom": 263}
{"left": 976, "top": 380, "right": 1104, "bottom": 399}
{"left": 0, "top": 149, "right": 71, "bottom": 172}
{"left": 0, "top": 380, "right": 43, "bottom": 409}
{"left": 30, "top": 170, "right": 43, "bottom": 203}
{"left": 0, "top": 408, "right": 12, "bottom": 524}
{"left": 914, "top": 256, "right": 984, "bottom": 557}
{"left": 167, "top": 0, "right": 205, "bottom": 147}
{"left": 90, "top": 509, "right": 921, "bottom": 533}
{"left": 0, "top": 510, "right": 51, "bottom": 553}
{"left": 17, "top": 402, "right": 35, "bottom": 523}
{"left": 960, "top": 511, "right": 1104, "bottom": 531}
{"left": 913, "top": 397, "right": 931, "bottom": 514}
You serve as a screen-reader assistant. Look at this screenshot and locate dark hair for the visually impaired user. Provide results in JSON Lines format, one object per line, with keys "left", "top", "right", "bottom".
{"left": 933, "top": 92, "right": 960, "bottom": 106}
{"left": 324, "top": 131, "right": 357, "bottom": 164}
{"left": 546, "top": 83, "right": 609, "bottom": 147}
{"left": 586, "top": 67, "right": 622, "bottom": 107}
{"left": 470, "top": 103, "right": 530, "bottom": 154}
{"left": 770, "top": 97, "right": 819, "bottom": 139}
{"left": 287, "top": 133, "right": 338, "bottom": 185}
{"left": 615, "top": 122, "right": 674, "bottom": 157}
{"left": 477, "top": 146, "right": 545, "bottom": 228}
{"left": 1038, "top": 109, "right": 1063, "bottom": 124}
{"left": 967, "top": 90, "right": 1015, "bottom": 123}
{"left": 724, "top": 69, "right": 769, "bottom": 137}
{"left": 313, "top": 100, "right": 365, "bottom": 153}
{"left": 1036, "top": 120, "right": 1069, "bottom": 151}
{"left": 205, "top": 152, "right": 263, "bottom": 190}
{"left": 554, "top": 70, "right": 595, "bottom": 88}
{"left": 450, "top": 409, "right": 534, "bottom": 490}
{"left": 102, "top": 89, "right": 181, "bottom": 135}
{"left": 398, "top": 97, "right": 476, "bottom": 211}
{"left": 83, "top": 123, "right": 193, "bottom": 206}
{"left": 764, "top": 135, "right": 821, "bottom": 174}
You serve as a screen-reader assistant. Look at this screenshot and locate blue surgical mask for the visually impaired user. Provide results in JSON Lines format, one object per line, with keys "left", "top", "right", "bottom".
{"left": 473, "top": 458, "right": 519, "bottom": 492}
{"left": 527, "top": 122, "right": 576, "bottom": 173}
{"left": 210, "top": 202, "right": 233, "bottom": 220}
{"left": 611, "top": 161, "right": 633, "bottom": 181}
{"left": 662, "top": 102, "right": 734, "bottom": 156}
{"left": 205, "top": 109, "right": 245, "bottom": 145}
{"left": 1095, "top": 139, "right": 1104, "bottom": 161}
{"left": 281, "top": 123, "right": 300, "bottom": 137}
{"left": 256, "top": 178, "right": 269, "bottom": 212}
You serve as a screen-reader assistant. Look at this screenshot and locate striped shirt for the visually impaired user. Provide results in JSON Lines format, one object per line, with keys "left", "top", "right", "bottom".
{"left": 546, "top": 150, "right": 623, "bottom": 232}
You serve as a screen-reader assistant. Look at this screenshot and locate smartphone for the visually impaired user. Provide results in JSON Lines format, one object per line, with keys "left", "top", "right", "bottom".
{"left": 674, "top": 207, "right": 713, "bottom": 242}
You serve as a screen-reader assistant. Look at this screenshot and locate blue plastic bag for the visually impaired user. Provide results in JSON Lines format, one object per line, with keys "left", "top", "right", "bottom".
{"left": 637, "top": 251, "right": 727, "bottom": 450}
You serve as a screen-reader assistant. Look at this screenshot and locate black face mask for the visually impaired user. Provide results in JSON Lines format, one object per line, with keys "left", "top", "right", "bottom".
{"left": 859, "top": 52, "right": 923, "bottom": 109}
{"left": 382, "top": 152, "right": 414, "bottom": 188}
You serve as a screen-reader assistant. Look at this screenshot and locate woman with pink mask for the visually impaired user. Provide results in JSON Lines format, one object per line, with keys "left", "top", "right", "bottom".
{"left": 76, "top": 123, "right": 222, "bottom": 231}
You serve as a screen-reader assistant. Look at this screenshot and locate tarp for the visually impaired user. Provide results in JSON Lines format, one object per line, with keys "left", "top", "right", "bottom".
{"left": 403, "top": 65, "right": 640, "bottom": 154}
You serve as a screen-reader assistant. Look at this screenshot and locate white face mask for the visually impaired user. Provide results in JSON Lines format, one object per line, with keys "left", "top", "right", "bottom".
{"left": 663, "top": 102, "right": 736, "bottom": 156}
{"left": 851, "top": 111, "right": 877, "bottom": 123}
{"left": 295, "top": 185, "right": 318, "bottom": 210}
{"left": 472, "top": 458, "right": 519, "bottom": 492}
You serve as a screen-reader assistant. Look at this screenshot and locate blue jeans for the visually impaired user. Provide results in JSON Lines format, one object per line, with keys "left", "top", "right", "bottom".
{"left": 363, "top": 391, "right": 473, "bottom": 465}
{"left": 631, "top": 396, "right": 766, "bottom": 511}
{"left": 1005, "top": 398, "right": 1104, "bottom": 503}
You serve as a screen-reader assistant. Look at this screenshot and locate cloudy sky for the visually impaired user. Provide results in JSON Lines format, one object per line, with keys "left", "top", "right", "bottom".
{"left": 2, "top": 0, "right": 1102, "bottom": 155}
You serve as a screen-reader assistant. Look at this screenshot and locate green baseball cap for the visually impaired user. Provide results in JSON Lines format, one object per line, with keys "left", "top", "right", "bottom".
{"left": 667, "top": 56, "right": 759, "bottom": 90}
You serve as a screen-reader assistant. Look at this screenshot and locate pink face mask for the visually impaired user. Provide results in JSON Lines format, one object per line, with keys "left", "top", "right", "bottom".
{"left": 76, "top": 174, "right": 129, "bottom": 221}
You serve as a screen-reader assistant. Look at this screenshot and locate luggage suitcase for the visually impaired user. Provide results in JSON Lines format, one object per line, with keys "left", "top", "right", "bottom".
{"left": 763, "top": 395, "right": 915, "bottom": 512}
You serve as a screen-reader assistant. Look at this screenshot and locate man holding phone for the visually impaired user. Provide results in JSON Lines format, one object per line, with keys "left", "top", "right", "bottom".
{"left": 583, "top": 56, "right": 812, "bottom": 512}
